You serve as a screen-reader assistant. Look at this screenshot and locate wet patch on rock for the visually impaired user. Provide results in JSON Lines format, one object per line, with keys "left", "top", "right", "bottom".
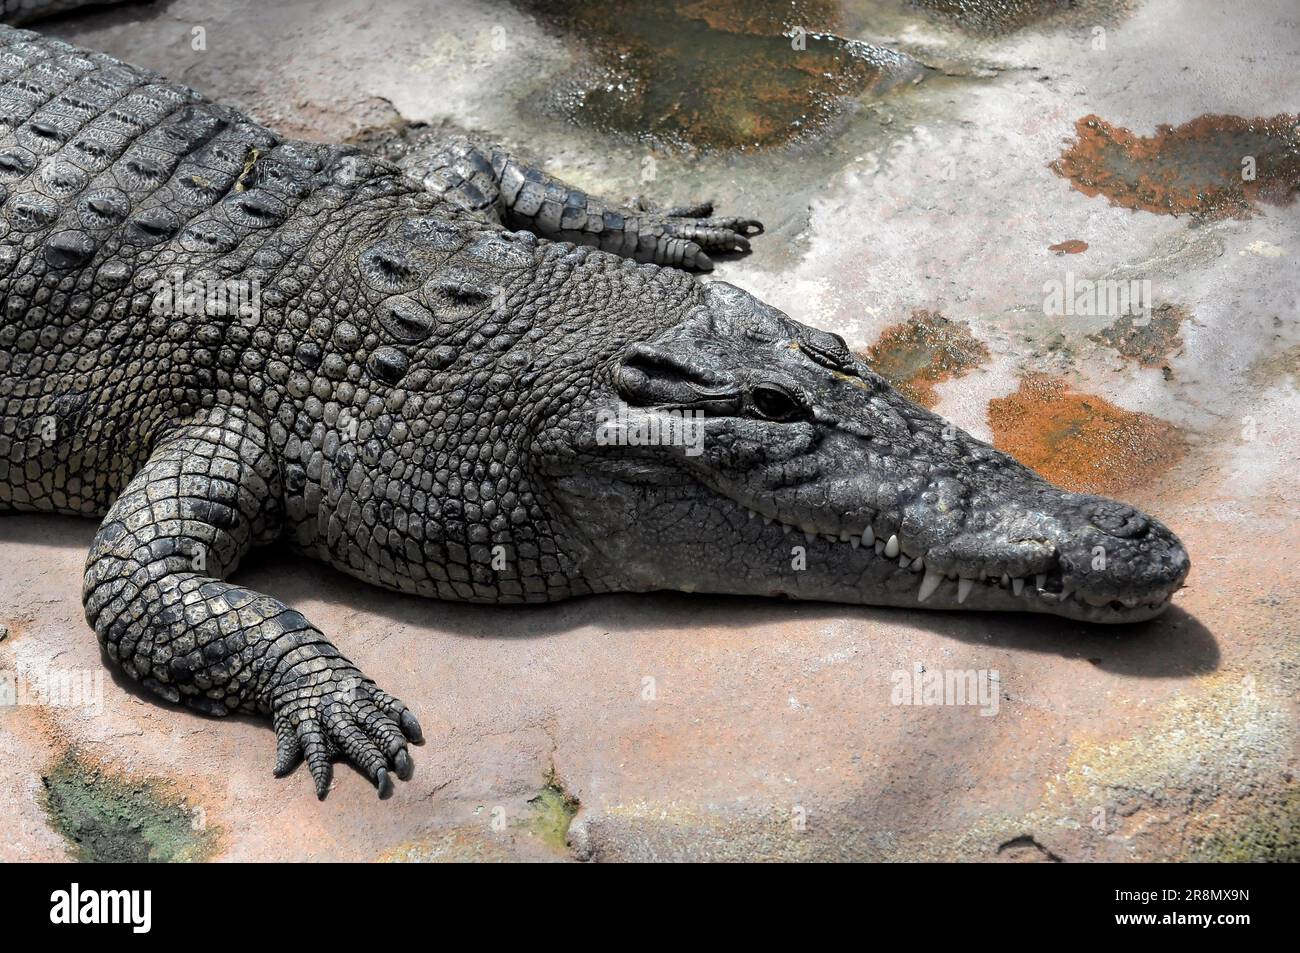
{"left": 988, "top": 374, "right": 1186, "bottom": 495}
{"left": 1090, "top": 302, "right": 1187, "bottom": 369}
{"left": 41, "top": 750, "right": 219, "bottom": 863}
{"left": 514, "top": 0, "right": 922, "bottom": 152}
{"left": 862, "top": 309, "right": 989, "bottom": 407}
{"left": 1048, "top": 238, "right": 1088, "bottom": 254}
{"left": 911, "top": 0, "right": 1131, "bottom": 36}
{"left": 1053, "top": 113, "right": 1300, "bottom": 219}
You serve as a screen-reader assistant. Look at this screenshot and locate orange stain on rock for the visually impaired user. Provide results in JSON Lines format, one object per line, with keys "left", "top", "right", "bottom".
{"left": 988, "top": 375, "right": 1185, "bottom": 495}
{"left": 1052, "top": 113, "right": 1300, "bottom": 219}
{"left": 862, "top": 310, "right": 989, "bottom": 408}
{"left": 1049, "top": 239, "right": 1089, "bottom": 254}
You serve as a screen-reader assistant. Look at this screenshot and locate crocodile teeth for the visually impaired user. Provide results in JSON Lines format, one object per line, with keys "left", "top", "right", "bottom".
{"left": 874, "top": 540, "right": 885, "bottom": 555}
{"left": 911, "top": 556, "right": 925, "bottom": 571}
{"left": 782, "top": 524, "right": 793, "bottom": 535}
{"left": 1012, "top": 577, "right": 1025, "bottom": 596}
{"left": 839, "top": 530, "right": 852, "bottom": 542}
{"left": 762, "top": 515, "right": 773, "bottom": 525}
{"left": 884, "top": 534, "right": 900, "bottom": 558}
{"left": 917, "top": 565, "right": 943, "bottom": 603}
{"left": 898, "top": 554, "right": 910, "bottom": 570}
{"left": 1036, "top": 573, "right": 1047, "bottom": 590}
{"left": 957, "top": 577, "right": 974, "bottom": 604}
{"left": 804, "top": 531, "right": 816, "bottom": 545}
{"left": 861, "top": 526, "right": 875, "bottom": 546}
{"left": 1001, "top": 573, "right": 1010, "bottom": 586}
{"left": 850, "top": 536, "right": 860, "bottom": 549}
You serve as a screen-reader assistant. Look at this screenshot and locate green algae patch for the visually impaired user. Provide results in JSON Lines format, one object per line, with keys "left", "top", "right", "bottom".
{"left": 528, "top": 773, "right": 579, "bottom": 852}
{"left": 41, "top": 751, "right": 219, "bottom": 863}
{"left": 1185, "top": 787, "right": 1300, "bottom": 863}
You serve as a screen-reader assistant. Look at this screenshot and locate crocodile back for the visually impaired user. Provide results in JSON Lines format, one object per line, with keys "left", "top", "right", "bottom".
{"left": 0, "top": 26, "right": 410, "bottom": 514}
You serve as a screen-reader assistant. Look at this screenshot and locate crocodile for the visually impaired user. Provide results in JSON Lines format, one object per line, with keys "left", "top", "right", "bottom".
{"left": 0, "top": 24, "right": 1190, "bottom": 799}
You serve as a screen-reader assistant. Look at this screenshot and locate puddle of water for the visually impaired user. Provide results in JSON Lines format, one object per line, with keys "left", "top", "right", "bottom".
{"left": 41, "top": 750, "right": 219, "bottom": 863}
{"left": 988, "top": 374, "right": 1185, "bottom": 495}
{"left": 1052, "top": 113, "right": 1300, "bottom": 220}
{"left": 862, "top": 309, "right": 989, "bottom": 407}
{"left": 910, "top": 0, "right": 1130, "bottom": 35}
{"left": 515, "top": 0, "right": 921, "bottom": 152}
{"left": 1048, "top": 239, "right": 1089, "bottom": 254}
{"left": 1090, "top": 302, "right": 1186, "bottom": 370}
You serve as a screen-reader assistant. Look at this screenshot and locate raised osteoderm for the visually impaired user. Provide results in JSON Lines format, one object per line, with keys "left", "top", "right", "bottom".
{"left": 0, "top": 26, "right": 1189, "bottom": 798}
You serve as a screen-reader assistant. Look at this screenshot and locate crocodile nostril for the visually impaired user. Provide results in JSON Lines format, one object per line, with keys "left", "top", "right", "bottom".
{"left": 1088, "top": 501, "right": 1149, "bottom": 538}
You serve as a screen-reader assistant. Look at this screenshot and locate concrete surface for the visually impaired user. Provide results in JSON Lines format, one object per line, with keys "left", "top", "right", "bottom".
{"left": 1, "top": 0, "right": 1296, "bottom": 861}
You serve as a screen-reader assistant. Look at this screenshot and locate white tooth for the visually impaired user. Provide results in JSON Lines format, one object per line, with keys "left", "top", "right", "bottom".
{"left": 957, "top": 577, "right": 974, "bottom": 604}
{"left": 874, "top": 540, "right": 885, "bottom": 555}
{"left": 861, "top": 526, "right": 875, "bottom": 546}
{"left": 1000, "top": 573, "right": 1010, "bottom": 586}
{"left": 911, "top": 556, "right": 925, "bottom": 571}
{"left": 1036, "top": 573, "right": 1047, "bottom": 590}
{"left": 917, "top": 565, "right": 943, "bottom": 603}
{"left": 884, "top": 534, "right": 900, "bottom": 558}
{"left": 898, "top": 554, "right": 910, "bottom": 569}
{"left": 1012, "top": 577, "right": 1025, "bottom": 596}
{"left": 850, "top": 536, "right": 860, "bottom": 550}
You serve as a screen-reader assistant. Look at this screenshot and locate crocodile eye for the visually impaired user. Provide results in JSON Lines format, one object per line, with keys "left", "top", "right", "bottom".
{"left": 751, "top": 383, "right": 805, "bottom": 422}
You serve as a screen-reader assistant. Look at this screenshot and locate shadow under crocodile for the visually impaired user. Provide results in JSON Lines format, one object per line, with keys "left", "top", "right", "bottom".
{"left": 235, "top": 542, "right": 1218, "bottom": 681}
{"left": 0, "top": 515, "right": 1219, "bottom": 686}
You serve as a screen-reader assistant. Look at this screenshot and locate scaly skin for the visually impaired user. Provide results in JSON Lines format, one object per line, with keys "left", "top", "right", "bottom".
{"left": 0, "top": 27, "right": 1190, "bottom": 799}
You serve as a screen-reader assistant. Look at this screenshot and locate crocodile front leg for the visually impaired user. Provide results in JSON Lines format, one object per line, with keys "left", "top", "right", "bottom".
{"left": 82, "top": 406, "right": 422, "bottom": 799}
{"left": 406, "top": 137, "right": 763, "bottom": 270}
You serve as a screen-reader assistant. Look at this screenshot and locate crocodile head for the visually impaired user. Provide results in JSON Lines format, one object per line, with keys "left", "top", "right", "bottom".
{"left": 541, "top": 280, "right": 1189, "bottom": 622}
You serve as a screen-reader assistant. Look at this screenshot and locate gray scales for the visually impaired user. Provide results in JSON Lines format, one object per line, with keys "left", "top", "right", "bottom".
{"left": 0, "top": 25, "right": 1189, "bottom": 799}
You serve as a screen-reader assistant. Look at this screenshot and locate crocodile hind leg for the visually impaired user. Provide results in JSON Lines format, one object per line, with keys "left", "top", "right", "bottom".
{"left": 82, "top": 406, "right": 422, "bottom": 799}
{"left": 405, "top": 136, "right": 763, "bottom": 270}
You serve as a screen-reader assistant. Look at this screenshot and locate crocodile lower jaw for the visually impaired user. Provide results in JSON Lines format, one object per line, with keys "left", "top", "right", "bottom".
{"left": 739, "top": 505, "right": 1181, "bottom": 621}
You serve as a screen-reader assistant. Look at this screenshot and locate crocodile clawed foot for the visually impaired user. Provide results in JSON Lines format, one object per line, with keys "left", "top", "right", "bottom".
{"left": 271, "top": 661, "right": 424, "bottom": 800}
{"left": 663, "top": 211, "right": 765, "bottom": 265}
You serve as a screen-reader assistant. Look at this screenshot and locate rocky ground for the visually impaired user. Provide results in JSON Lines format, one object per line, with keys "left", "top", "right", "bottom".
{"left": 1, "top": 0, "right": 1296, "bottom": 861}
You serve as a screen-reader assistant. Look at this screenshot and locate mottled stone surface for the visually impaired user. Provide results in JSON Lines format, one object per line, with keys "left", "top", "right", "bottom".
{"left": 1, "top": 0, "right": 1296, "bottom": 861}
